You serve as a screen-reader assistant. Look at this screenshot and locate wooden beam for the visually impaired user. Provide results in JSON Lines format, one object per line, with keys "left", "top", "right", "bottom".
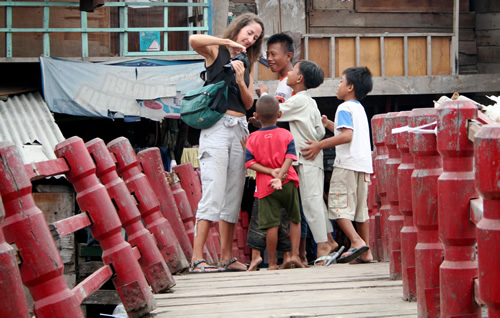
{"left": 355, "top": 0, "right": 469, "bottom": 13}
{"left": 452, "top": 0, "right": 459, "bottom": 74}
{"left": 309, "top": 12, "right": 475, "bottom": 30}
{"left": 257, "top": 74, "right": 500, "bottom": 97}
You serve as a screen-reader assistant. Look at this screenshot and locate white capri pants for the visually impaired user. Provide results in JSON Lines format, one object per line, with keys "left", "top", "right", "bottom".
{"left": 296, "top": 163, "right": 333, "bottom": 243}
{"left": 196, "top": 114, "right": 248, "bottom": 224}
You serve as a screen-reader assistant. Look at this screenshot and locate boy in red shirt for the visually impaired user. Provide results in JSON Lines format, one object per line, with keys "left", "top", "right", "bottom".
{"left": 245, "top": 95, "right": 304, "bottom": 270}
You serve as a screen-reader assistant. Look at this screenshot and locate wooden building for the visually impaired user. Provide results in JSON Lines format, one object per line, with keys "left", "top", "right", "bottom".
{"left": 0, "top": 1, "right": 498, "bottom": 315}
{"left": 1, "top": 0, "right": 499, "bottom": 97}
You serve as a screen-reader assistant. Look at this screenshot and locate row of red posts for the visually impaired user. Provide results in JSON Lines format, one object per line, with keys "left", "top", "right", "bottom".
{"left": 369, "top": 100, "right": 500, "bottom": 317}
{"left": 0, "top": 133, "right": 248, "bottom": 317}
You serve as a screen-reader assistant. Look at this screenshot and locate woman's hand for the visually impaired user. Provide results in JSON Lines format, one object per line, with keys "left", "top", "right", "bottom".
{"left": 231, "top": 60, "right": 246, "bottom": 85}
{"left": 226, "top": 40, "right": 246, "bottom": 56}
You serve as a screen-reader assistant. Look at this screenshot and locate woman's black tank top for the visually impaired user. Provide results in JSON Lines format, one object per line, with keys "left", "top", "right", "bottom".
{"left": 205, "top": 46, "right": 250, "bottom": 115}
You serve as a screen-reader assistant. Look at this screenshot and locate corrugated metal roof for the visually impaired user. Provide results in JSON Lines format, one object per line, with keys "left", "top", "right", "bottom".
{"left": 0, "top": 91, "right": 65, "bottom": 164}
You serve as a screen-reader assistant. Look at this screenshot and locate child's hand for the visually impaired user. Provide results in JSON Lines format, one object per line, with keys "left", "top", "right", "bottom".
{"left": 301, "top": 141, "right": 321, "bottom": 161}
{"left": 240, "top": 136, "right": 248, "bottom": 151}
{"left": 321, "top": 115, "right": 329, "bottom": 127}
{"left": 270, "top": 178, "right": 283, "bottom": 190}
{"left": 248, "top": 117, "right": 262, "bottom": 128}
{"left": 256, "top": 84, "right": 269, "bottom": 97}
{"left": 271, "top": 168, "right": 287, "bottom": 181}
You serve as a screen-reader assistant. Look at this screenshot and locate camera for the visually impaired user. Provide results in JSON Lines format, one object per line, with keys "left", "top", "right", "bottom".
{"left": 225, "top": 52, "right": 250, "bottom": 72}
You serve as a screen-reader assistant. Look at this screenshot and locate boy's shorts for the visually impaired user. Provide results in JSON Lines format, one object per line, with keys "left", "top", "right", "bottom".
{"left": 258, "top": 181, "right": 301, "bottom": 230}
{"left": 246, "top": 198, "right": 291, "bottom": 252}
{"left": 328, "top": 167, "right": 370, "bottom": 223}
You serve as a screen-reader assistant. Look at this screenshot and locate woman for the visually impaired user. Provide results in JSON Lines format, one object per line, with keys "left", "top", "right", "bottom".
{"left": 189, "top": 13, "right": 264, "bottom": 273}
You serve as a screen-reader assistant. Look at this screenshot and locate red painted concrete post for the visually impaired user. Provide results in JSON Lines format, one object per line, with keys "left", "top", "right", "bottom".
{"left": 107, "top": 137, "right": 189, "bottom": 274}
{"left": 168, "top": 175, "right": 215, "bottom": 264}
{"left": 395, "top": 111, "right": 418, "bottom": 301}
{"left": 408, "top": 108, "right": 443, "bottom": 318}
{"left": 0, "top": 141, "right": 83, "bottom": 318}
{"left": 137, "top": 148, "right": 194, "bottom": 261}
{"left": 436, "top": 101, "right": 480, "bottom": 317}
{"left": 172, "top": 163, "right": 202, "bottom": 216}
{"left": 0, "top": 195, "right": 30, "bottom": 318}
{"left": 55, "top": 137, "right": 156, "bottom": 316}
{"left": 371, "top": 114, "right": 389, "bottom": 262}
{"left": 169, "top": 181, "right": 195, "bottom": 244}
{"left": 474, "top": 124, "right": 500, "bottom": 317}
{"left": 86, "top": 138, "right": 175, "bottom": 293}
{"left": 384, "top": 112, "right": 403, "bottom": 280}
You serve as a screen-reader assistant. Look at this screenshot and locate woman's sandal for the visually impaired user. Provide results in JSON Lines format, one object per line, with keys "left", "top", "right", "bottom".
{"left": 189, "top": 259, "right": 220, "bottom": 274}
{"left": 218, "top": 257, "right": 248, "bottom": 272}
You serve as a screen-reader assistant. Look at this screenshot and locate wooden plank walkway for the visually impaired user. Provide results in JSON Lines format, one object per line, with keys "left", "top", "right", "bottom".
{"left": 151, "top": 262, "right": 417, "bottom": 317}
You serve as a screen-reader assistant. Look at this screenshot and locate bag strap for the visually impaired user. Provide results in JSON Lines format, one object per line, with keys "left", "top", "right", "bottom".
{"left": 209, "top": 68, "right": 232, "bottom": 113}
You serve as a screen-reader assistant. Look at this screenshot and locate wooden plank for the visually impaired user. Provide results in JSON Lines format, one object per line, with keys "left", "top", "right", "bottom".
{"left": 459, "top": 40, "right": 478, "bottom": 55}
{"left": 257, "top": 62, "right": 279, "bottom": 81}
{"left": 211, "top": 0, "right": 229, "bottom": 37}
{"left": 474, "top": 0, "right": 500, "bottom": 13}
{"left": 432, "top": 37, "right": 451, "bottom": 75}
{"left": 477, "top": 46, "right": 500, "bottom": 63}
{"left": 459, "top": 29, "right": 476, "bottom": 41}
{"left": 475, "top": 12, "right": 500, "bottom": 31}
{"left": 152, "top": 261, "right": 488, "bottom": 317}
{"left": 152, "top": 262, "right": 418, "bottom": 317}
{"left": 33, "top": 192, "right": 76, "bottom": 269}
{"left": 408, "top": 37, "right": 427, "bottom": 76}
{"left": 355, "top": 0, "right": 469, "bottom": 13}
{"left": 280, "top": 0, "right": 306, "bottom": 34}
{"left": 81, "top": 290, "right": 121, "bottom": 305}
{"left": 313, "top": 0, "right": 353, "bottom": 10}
{"left": 384, "top": 37, "right": 404, "bottom": 76}
{"left": 360, "top": 37, "right": 381, "bottom": 76}
{"left": 476, "top": 30, "right": 500, "bottom": 46}
{"left": 309, "top": 26, "right": 470, "bottom": 35}
{"left": 309, "top": 12, "right": 475, "bottom": 30}
{"left": 308, "top": 38, "right": 330, "bottom": 78}
{"left": 256, "top": 0, "right": 280, "bottom": 35}
{"left": 459, "top": 52, "right": 478, "bottom": 65}
{"left": 256, "top": 0, "right": 306, "bottom": 35}
{"left": 477, "top": 62, "right": 500, "bottom": 74}
{"left": 33, "top": 192, "right": 75, "bottom": 224}
{"left": 335, "top": 38, "right": 355, "bottom": 77}
{"left": 459, "top": 65, "right": 479, "bottom": 74}
{"left": 257, "top": 74, "right": 500, "bottom": 97}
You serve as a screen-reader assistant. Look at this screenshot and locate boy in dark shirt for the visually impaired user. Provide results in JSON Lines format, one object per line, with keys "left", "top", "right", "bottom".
{"left": 245, "top": 95, "right": 304, "bottom": 270}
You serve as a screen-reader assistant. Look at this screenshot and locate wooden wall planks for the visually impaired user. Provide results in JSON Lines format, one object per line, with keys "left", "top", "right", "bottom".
{"left": 355, "top": 0, "right": 469, "bottom": 13}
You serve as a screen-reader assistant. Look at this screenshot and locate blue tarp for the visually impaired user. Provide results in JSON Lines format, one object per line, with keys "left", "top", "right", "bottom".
{"left": 40, "top": 57, "right": 205, "bottom": 121}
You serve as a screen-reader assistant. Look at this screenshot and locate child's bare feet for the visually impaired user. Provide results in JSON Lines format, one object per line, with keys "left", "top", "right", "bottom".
{"left": 349, "top": 249, "right": 374, "bottom": 264}
{"left": 279, "top": 252, "right": 292, "bottom": 269}
{"left": 290, "top": 255, "right": 306, "bottom": 268}
{"left": 267, "top": 264, "right": 279, "bottom": 270}
{"left": 248, "top": 255, "right": 262, "bottom": 271}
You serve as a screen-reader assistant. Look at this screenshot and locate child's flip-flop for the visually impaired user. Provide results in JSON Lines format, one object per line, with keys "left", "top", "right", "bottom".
{"left": 336, "top": 246, "right": 370, "bottom": 264}
{"left": 313, "top": 246, "right": 345, "bottom": 267}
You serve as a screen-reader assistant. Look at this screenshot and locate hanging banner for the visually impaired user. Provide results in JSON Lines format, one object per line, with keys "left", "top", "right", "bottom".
{"left": 40, "top": 57, "right": 204, "bottom": 121}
